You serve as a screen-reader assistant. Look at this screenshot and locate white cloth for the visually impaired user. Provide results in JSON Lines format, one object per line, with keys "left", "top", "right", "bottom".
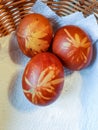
{"left": 0, "top": 1, "right": 98, "bottom": 130}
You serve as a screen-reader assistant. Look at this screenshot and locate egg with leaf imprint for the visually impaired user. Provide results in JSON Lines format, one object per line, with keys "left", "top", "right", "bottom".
{"left": 52, "top": 25, "right": 93, "bottom": 70}
{"left": 16, "top": 13, "right": 53, "bottom": 57}
{"left": 22, "top": 52, "right": 64, "bottom": 106}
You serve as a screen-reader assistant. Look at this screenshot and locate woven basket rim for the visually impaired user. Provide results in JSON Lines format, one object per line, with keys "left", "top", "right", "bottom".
{"left": 0, "top": 0, "right": 98, "bottom": 37}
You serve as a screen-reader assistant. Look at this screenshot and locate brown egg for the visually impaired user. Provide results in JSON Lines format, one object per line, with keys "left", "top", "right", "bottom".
{"left": 16, "top": 13, "right": 53, "bottom": 58}
{"left": 22, "top": 52, "right": 64, "bottom": 106}
{"left": 52, "top": 25, "right": 93, "bottom": 70}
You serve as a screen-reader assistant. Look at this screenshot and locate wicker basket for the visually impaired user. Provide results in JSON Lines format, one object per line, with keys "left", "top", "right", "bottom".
{"left": 0, "top": 0, "right": 98, "bottom": 37}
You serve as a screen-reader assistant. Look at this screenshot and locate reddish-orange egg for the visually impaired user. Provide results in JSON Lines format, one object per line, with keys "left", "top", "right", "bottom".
{"left": 16, "top": 13, "right": 53, "bottom": 57}
{"left": 22, "top": 52, "right": 64, "bottom": 106}
{"left": 52, "top": 25, "right": 93, "bottom": 70}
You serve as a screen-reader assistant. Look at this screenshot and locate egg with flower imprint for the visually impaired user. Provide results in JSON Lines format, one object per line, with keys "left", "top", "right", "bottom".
{"left": 52, "top": 25, "right": 93, "bottom": 70}
{"left": 22, "top": 52, "right": 64, "bottom": 106}
{"left": 16, "top": 13, "right": 53, "bottom": 57}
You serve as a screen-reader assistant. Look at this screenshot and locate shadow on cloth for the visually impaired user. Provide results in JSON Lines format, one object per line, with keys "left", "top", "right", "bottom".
{"left": 8, "top": 32, "right": 29, "bottom": 66}
{"left": 8, "top": 69, "right": 38, "bottom": 112}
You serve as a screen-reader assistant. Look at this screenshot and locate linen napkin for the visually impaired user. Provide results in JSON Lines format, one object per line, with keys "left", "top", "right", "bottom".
{"left": 0, "top": 1, "right": 98, "bottom": 130}
{"left": 31, "top": 0, "right": 98, "bottom": 43}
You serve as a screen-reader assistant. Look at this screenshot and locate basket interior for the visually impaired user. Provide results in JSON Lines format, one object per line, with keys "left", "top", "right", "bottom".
{"left": 0, "top": 0, "right": 98, "bottom": 37}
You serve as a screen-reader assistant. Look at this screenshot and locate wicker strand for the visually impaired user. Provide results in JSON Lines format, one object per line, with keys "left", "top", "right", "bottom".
{"left": 0, "top": 0, "right": 98, "bottom": 37}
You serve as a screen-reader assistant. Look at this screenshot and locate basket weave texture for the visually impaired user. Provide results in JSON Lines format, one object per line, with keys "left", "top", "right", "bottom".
{"left": 0, "top": 0, "right": 98, "bottom": 37}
